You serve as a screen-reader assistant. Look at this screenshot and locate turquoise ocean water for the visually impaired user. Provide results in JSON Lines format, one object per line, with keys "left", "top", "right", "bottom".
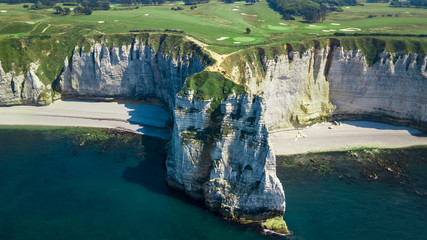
{"left": 0, "top": 128, "right": 426, "bottom": 240}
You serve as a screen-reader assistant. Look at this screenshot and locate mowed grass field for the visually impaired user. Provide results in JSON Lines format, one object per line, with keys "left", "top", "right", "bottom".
{"left": 0, "top": 0, "right": 426, "bottom": 54}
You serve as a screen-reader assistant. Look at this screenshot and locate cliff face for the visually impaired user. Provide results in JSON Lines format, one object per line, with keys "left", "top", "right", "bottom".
{"left": 55, "top": 36, "right": 286, "bottom": 225}
{"left": 0, "top": 62, "right": 51, "bottom": 105}
{"left": 226, "top": 45, "right": 427, "bottom": 130}
{"left": 1, "top": 35, "right": 426, "bottom": 233}
{"left": 167, "top": 93, "right": 285, "bottom": 221}
{"left": 328, "top": 49, "right": 427, "bottom": 125}
{"left": 228, "top": 48, "right": 334, "bottom": 130}
{"left": 59, "top": 39, "right": 205, "bottom": 109}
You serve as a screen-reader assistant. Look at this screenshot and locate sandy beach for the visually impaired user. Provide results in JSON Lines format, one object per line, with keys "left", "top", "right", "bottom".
{"left": 2, "top": 101, "right": 427, "bottom": 152}
{"left": 0, "top": 100, "right": 170, "bottom": 139}
{"left": 270, "top": 121, "right": 427, "bottom": 155}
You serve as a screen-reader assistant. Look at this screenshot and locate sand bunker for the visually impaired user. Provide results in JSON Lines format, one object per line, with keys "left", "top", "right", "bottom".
{"left": 233, "top": 42, "right": 240, "bottom": 44}
{"left": 144, "top": 14, "right": 149, "bottom": 16}
{"left": 98, "top": 21, "right": 105, "bottom": 24}
{"left": 268, "top": 25, "right": 291, "bottom": 31}
{"left": 216, "top": 37, "right": 229, "bottom": 41}
{"left": 241, "top": 13, "right": 246, "bottom": 15}
{"left": 340, "top": 28, "right": 361, "bottom": 31}
{"left": 257, "top": 20, "right": 265, "bottom": 22}
{"left": 346, "top": 7, "right": 350, "bottom": 8}
{"left": 26, "top": 22, "right": 35, "bottom": 25}
{"left": 232, "top": 9, "right": 239, "bottom": 11}
{"left": 331, "top": 23, "right": 340, "bottom": 25}
{"left": 309, "top": 24, "right": 316, "bottom": 27}
{"left": 0, "top": 10, "right": 7, "bottom": 13}
{"left": 322, "top": 30, "right": 330, "bottom": 32}
{"left": 114, "top": 20, "right": 119, "bottom": 22}
{"left": 279, "top": 23, "right": 287, "bottom": 26}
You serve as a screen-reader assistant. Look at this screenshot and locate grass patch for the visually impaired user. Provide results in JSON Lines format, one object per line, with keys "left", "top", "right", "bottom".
{"left": 339, "top": 37, "right": 427, "bottom": 65}
{"left": 0, "top": 32, "right": 213, "bottom": 86}
{"left": 233, "top": 37, "right": 256, "bottom": 42}
{"left": 0, "top": 1, "right": 425, "bottom": 54}
{"left": 180, "top": 71, "right": 245, "bottom": 112}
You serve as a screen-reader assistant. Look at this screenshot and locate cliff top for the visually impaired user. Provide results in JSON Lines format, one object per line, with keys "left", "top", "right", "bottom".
{"left": 1, "top": 1, "right": 426, "bottom": 55}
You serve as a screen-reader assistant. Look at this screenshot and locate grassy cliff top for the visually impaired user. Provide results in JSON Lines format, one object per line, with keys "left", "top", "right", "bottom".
{"left": 180, "top": 71, "right": 246, "bottom": 112}
{"left": 0, "top": 1, "right": 425, "bottom": 85}
{"left": 221, "top": 36, "right": 427, "bottom": 80}
{"left": 0, "top": 33, "right": 214, "bottom": 85}
{"left": 0, "top": 1, "right": 426, "bottom": 54}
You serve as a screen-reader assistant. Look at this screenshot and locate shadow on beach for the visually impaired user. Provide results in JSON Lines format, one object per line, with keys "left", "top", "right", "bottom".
{"left": 343, "top": 120, "right": 427, "bottom": 137}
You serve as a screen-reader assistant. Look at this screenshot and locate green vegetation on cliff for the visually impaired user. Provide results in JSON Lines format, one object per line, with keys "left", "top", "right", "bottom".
{"left": 338, "top": 37, "right": 427, "bottom": 66}
{"left": 0, "top": 33, "right": 213, "bottom": 85}
{"left": 180, "top": 71, "right": 246, "bottom": 112}
{"left": 1, "top": 1, "right": 426, "bottom": 55}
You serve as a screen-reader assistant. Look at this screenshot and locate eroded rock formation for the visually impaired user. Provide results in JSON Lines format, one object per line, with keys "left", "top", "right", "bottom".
{"left": 0, "top": 35, "right": 426, "bottom": 233}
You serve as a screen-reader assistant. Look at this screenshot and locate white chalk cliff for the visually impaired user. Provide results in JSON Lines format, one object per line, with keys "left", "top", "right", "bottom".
{"left": 0, "top": 62, "right": 50, "bottom": 105}
{"left": 227, "top": 42, "right": 427, "bottom": 130}
{"left": 0, "top": 35, "right": 426, "bottom": 232}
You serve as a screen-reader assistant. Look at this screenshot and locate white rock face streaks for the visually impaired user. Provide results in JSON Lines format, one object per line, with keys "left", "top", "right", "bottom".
{"left": 1, "top": 35, "right": 426, "bottom": 229}
{"left": 231, "top": 48, "right": 334, "bottom": 130}
{"left": 167, "top": 93, "right": 286, "bottom": 220}
{"left": 59, "top": 39, "right": 205, "bottom": 108}
{"left": 328, "top": 49, "right": 427, "bottom": 125}
{"left": 56, "top": 37, "right": 286, "bottom": 223}
{"left": 0, "top": 62, "right": 49, "bottom": 105}
{"left": 227, "top": 45, "right": 427, "bottom": 130}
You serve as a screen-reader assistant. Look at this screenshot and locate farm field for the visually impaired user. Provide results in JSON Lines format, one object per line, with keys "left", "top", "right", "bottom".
{"left": 0, "top": 0, "right": 426, "bottom": 54}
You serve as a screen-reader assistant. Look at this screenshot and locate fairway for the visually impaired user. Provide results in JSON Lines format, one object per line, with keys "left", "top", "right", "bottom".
{"left": 0, "top": 0, "right": 426, "bottom": 54}
{"left": 233, "top": 37, "right": 256, "bottom": 42}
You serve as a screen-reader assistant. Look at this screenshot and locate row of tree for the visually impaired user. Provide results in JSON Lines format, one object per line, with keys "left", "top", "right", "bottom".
{"left": 119, "top": 0, "right": 168, "bottom": 5}
{"left": 390, "top": 0, "right": 427, "bottom": 8}
{"left": 266, "top": 0, "right": 357, "bottom": 23}
{"left": 217, "top": 0, "right": 257, "bottom": 4}
{"left": 183, "top": 0, "right": 209, "bottom": 5}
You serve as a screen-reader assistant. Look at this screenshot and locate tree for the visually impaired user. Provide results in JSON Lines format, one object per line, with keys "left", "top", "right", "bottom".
{"left": 73, "top": 6, "right": 83, "bottom": 15}
{"left": 245, "top": 0, "right": 256, "bottom": 4}
{"left": 54, "top": 6, "right": 63, "bottom": 14}
{"left": 82, "top": 7, "right": 92, "bottom": 15}
{"left": 63, "top": 7, "right": 71, "bottom": 15}
{"left": 246, "top": 27, "right": 251, "bottom": 34}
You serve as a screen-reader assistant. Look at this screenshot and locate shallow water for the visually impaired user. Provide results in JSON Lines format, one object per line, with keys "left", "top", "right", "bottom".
{"left": 278, "top": 150, "right": 427, "bottom": 240}
{"left": 0, "top": 128, "right": 268, "bottom": 240}
{"left": 0, "top": 128, "right": 426, "bottom": 240}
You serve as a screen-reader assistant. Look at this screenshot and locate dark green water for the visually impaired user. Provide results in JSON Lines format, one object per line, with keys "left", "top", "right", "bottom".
{"left": 0, "top": 128, "right": 269, "bottom": 240}
{"left": 278, "top": 150, "right": 427, "bottom": 240}
{"left": 0, "top": 128, "right": 426, "bottom": 240}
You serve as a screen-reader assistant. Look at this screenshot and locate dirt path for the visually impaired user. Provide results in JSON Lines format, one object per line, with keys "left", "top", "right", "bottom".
{"left": 185, "top": 36, "right": 236, "bottom": 74}
{"left": 41, "top": 24, "right": 50, "bottom": 33}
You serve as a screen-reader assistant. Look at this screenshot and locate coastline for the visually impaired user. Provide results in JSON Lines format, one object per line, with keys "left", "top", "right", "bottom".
{"left": 0, "top": 100, "right": 171, "bottom": 139}
{"left": 270, "top": 121, "right": 427, "bottom": 155}
{"left": 2, "top": 101, "right": 427, "bottom": 154}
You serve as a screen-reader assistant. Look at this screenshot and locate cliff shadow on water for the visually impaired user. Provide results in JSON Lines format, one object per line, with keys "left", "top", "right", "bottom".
{"left": 121, "top": 136, "right": 210, "bottom": 209}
